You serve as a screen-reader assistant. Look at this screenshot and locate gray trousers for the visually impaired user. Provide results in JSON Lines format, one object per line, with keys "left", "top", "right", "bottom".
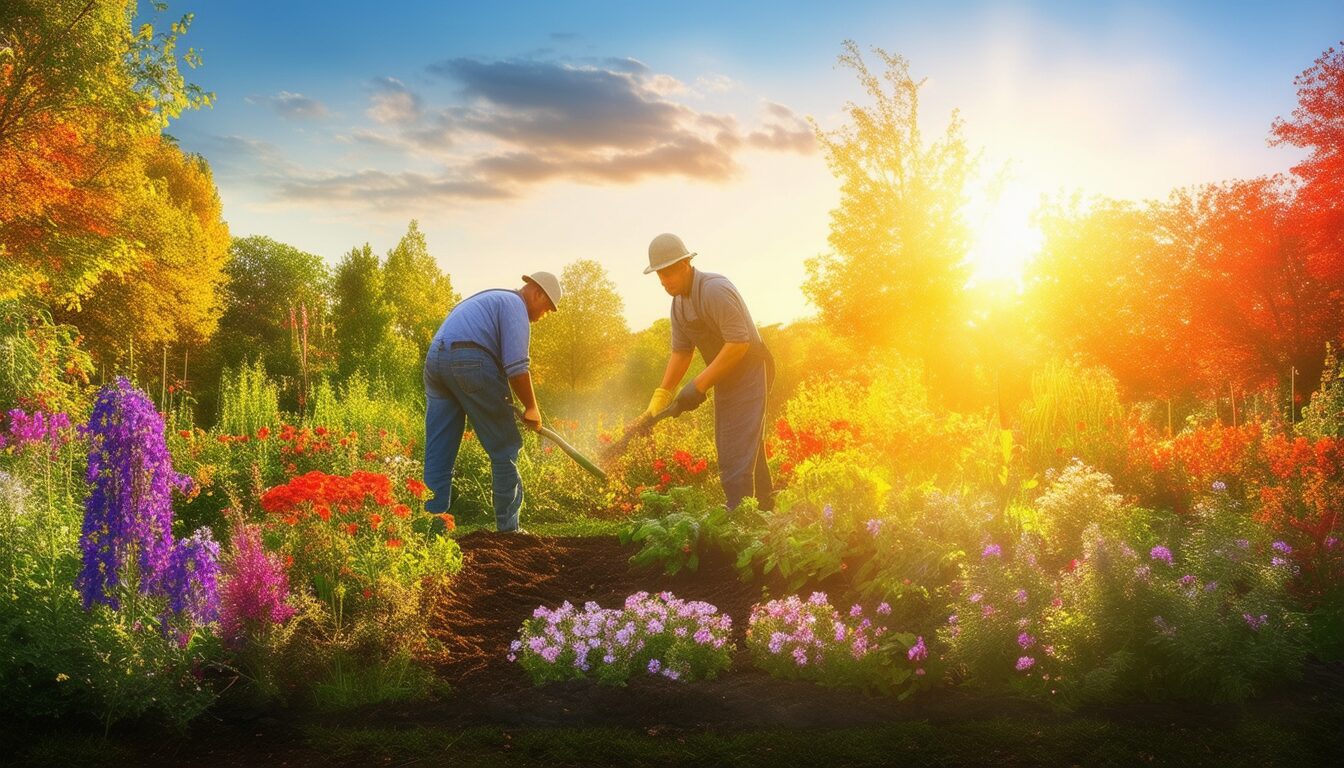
{"left": 714, "top": 358, "right": 772, "bottom": 510}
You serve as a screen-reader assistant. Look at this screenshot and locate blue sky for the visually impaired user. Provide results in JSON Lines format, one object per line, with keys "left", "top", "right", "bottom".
{"left": 160, "top": 1, "right": 1344, "bottom": 328}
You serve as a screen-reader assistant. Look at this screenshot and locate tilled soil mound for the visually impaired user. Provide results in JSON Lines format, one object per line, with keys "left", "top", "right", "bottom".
{"left": 424, "top": 532, "right": 768, "bottom": 694}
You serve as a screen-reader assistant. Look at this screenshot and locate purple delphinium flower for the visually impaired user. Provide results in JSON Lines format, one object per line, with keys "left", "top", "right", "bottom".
{"left": 1016, "top": 656, "right": 1036, "bottom": 671}
{"left": 982, "top": 543, "right": 1002, "bottom": 558}
{"left": 158, "top": 527, "right": 221, "bottom": 626}
{"left": 1150, "top": 545, "right": 1173, "bottom": 565}
{"left": 219, "top": 524, "right": 294, "bottom": 645}
{"left": 77, "top": 378, "right": 192, "bottom": 611}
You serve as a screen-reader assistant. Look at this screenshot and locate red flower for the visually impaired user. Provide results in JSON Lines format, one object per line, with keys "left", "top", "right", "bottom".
{"left": 405, "top": 477, "right": 427, "bottom": 500}
{"left": 386, "top": 539, "right": 403, "bottom": 549}
{"left": 257, "top": 426, "right": 271, "bottom": 440}
{"left": 393, "top": 504, "right": 410, "bottom": 519}
{"left": 440, "top": 513, "right": 456, "bottom": 531}
{"left": 369, "top": 513, "right": 382, "bottom": 530}
{"left": 345, "top": 522, "right": 359, "bottom": 536}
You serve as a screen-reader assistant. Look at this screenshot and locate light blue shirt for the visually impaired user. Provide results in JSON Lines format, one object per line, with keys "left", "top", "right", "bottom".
{"left": 430, "top": 289, "right": 531, "bottom": 377}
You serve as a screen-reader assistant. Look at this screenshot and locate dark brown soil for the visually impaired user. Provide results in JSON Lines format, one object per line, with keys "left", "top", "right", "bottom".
{"left": 424, "top": 532, "right": 769, "bottom": 695}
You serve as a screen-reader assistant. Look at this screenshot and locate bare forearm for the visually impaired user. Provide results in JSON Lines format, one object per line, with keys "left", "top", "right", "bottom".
{"left": 694, "top": 342, "right": 749, "bottom": 391}
{"left": 508, "top": 371, "right": 538, "bottom": 410}
{"left": 658, "top": 350, "right": 694, "bottom": 391}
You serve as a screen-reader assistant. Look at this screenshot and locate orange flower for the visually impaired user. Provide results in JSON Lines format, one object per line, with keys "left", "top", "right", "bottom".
{"left": 393, "top": 504, "right": 411, "bottom": 519}
{"left": 257, "top": 426, "right": 271, "bottom": 440}
{"left": 369, "top": 513, "right": 382, "bottom": 530}
{"left": 345, "top": 522, "right": 359, "bottom": 536}
{"left": 440, "top": 513, "right": 456, "bottom": 531}
{"left": 386, "top": 539, "right": 403, "bottom": 549}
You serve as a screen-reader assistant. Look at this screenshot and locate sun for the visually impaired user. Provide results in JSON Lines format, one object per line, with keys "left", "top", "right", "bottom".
{"left": 963, "top": 178, "right": 1044, "bottom": 290}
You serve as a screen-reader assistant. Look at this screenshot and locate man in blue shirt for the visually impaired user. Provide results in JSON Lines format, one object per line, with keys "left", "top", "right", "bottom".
{"left": 642, "top": 234, "right": 774, "bottom": 511}
{"left": 423, "top": 272, "right": 561, "bottom": 534}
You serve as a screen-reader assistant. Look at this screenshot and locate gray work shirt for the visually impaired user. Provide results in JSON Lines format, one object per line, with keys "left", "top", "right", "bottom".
{"left": 670, "top": 269, "right": 763, "bottom": 363}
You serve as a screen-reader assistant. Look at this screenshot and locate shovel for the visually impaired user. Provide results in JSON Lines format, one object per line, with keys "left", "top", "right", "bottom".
{"left": 513, "top": 406, "right": 608, "bottom": 483}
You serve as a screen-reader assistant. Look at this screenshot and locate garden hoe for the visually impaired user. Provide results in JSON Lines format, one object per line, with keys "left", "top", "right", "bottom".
{"left": 598, "top": 403, "right": 679, "bottom": 466}
{"left": 513, "top": 406, "right": 608, "bottom": 484}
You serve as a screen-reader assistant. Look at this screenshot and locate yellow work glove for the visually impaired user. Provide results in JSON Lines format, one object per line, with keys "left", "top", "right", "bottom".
{"left": 644, "top": 387, "right": 674, "bottom": 419}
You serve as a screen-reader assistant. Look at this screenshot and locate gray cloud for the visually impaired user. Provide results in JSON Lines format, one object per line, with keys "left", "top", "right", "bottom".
{"left": 248, "top": 91, "right": 330, "bottom": 120}
{"left": 248, "top": 57, "right": 813, "bottom": 209}
{"left": 275, "top": 169, "right": 514, "bottom": 207}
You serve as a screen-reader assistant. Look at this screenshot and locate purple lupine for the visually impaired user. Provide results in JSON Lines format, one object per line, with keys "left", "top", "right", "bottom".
{"left": 218, "top": 524, "right": 295, "bottom": 644}
{"left": 77, "top": 379, "right": 192, "bottom": 611}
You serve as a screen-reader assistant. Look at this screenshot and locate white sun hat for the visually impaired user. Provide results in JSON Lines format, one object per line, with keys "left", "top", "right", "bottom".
{"left": 644, "top": 233, "right": 697, "bottom": 274}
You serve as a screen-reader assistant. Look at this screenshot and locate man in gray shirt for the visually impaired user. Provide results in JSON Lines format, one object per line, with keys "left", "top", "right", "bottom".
{"left": 642, "top": 233, "right": 774, "bottom": 511}
{"left": 423, "top": 272, "right": 561, "bottom": 533}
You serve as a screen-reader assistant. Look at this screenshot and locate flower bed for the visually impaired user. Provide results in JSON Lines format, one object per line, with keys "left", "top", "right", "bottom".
{"left": 510, "top": 591, "right": 734, "bottom": 685}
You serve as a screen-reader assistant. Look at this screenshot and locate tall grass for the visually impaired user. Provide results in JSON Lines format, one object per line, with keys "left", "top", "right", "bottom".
{"left": 310, "top": 372, "right": 422, "bottom": 440}
{"left": 1018, "top": 360, "right": 1127, "bottom": 473}
{"left": 218, "top": 358, "right": 279, "bottom": 436}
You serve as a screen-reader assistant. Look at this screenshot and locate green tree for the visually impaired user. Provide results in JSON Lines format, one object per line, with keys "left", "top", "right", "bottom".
{"left": 382, "top": 220, "right": 459, "bottom": 383}
{"left": 332, "top": 243, "right": 394, "bottom": 382}
{"left": 192, "top": 235, "right": 331, "bottom": 418}
{"left": 531, "top": 259, "right": 630, "bottom": 400}
{"left": 803, "top": 41, "right": 976, "bottom": 378}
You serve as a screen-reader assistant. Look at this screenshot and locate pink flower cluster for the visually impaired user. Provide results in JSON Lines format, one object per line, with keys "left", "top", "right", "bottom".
{"left": 511, "top": 591, "right": 734, "bottom": 685}
{"left": 218, "top": 524, "right": 295, "bottom": 645}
